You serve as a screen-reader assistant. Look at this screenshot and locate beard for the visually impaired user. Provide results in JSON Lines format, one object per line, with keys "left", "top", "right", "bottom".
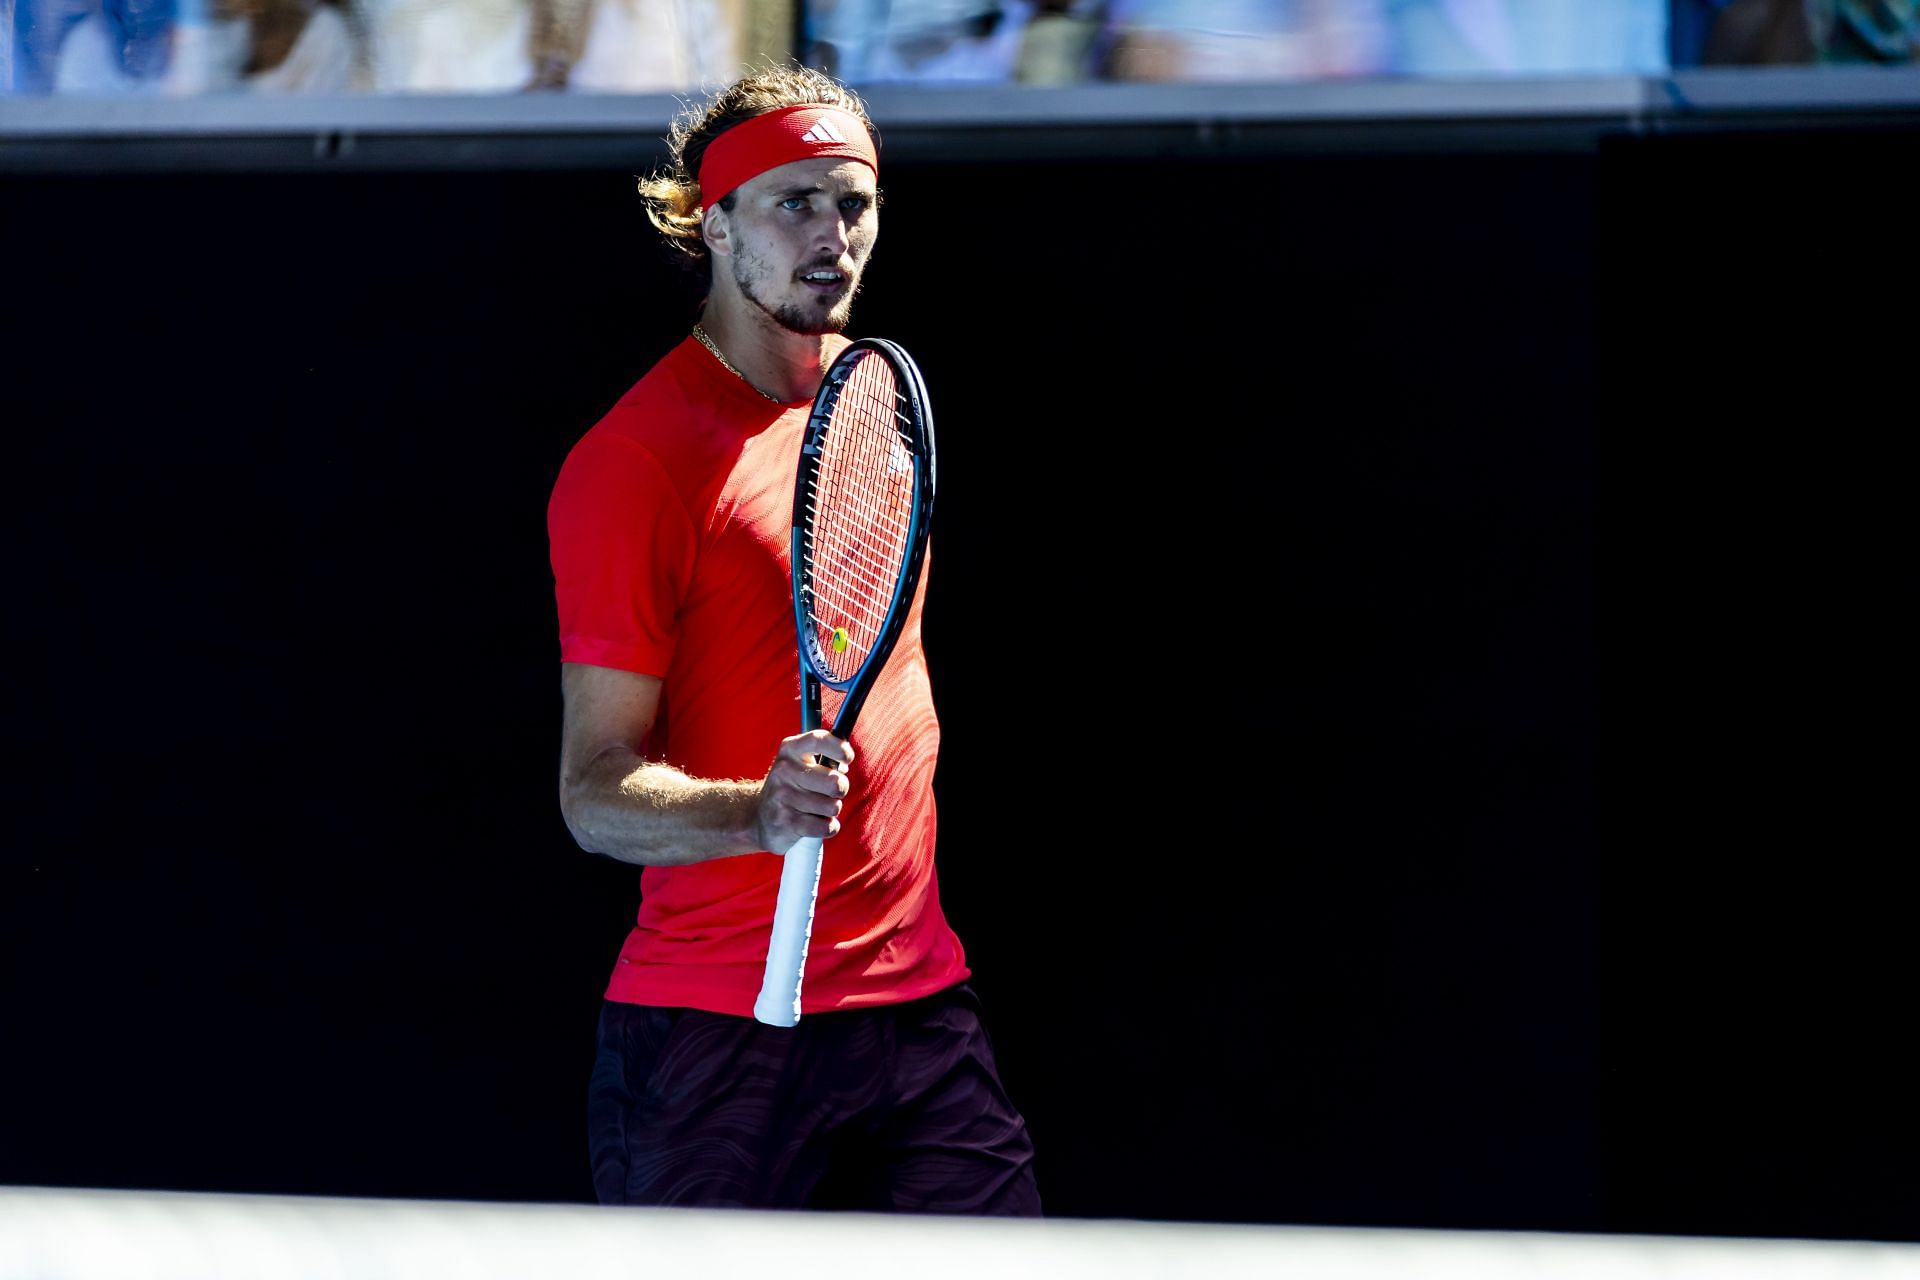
{"left": 733, "top": 247, "right": 863, "bottom": 336}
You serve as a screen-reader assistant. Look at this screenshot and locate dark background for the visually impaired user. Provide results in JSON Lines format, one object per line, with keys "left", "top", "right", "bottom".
{"left": 1, "top": 121, "right": 1913, "bottom": 1240}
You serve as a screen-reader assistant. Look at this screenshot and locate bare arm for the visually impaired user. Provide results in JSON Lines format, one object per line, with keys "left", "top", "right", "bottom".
{"left": 557, "top": 662, "right": 853, "bottom": 867}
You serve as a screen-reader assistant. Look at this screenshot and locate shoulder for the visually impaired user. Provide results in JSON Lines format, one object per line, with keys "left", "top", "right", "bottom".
{"left": 555, "top": 340, "right": 724, "bottom": 496}
{"left": 591, "top": 338, "right": 711, "bottom": 459}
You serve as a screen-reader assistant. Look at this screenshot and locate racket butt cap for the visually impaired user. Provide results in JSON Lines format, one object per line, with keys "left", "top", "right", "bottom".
{"left": 753, "top": 993, "right": 800, "bottom": 1027}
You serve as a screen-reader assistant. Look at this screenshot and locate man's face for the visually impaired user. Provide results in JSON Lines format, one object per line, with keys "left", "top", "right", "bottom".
{"left": 713, "top": 157, "right": 879, "bottom": 336}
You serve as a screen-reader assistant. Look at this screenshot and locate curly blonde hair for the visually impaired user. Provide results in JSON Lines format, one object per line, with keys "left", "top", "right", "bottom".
{"left": 639, "top": 65, "right": 879, "bottom": 274}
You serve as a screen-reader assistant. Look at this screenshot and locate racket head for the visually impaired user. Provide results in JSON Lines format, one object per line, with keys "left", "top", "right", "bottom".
{"left": 790, "top": 337, "right": 936, "bottom": 733}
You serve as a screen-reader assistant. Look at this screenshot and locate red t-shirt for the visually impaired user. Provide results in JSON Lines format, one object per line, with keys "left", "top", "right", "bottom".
{"left": 547, "top": 335, "right": 969, "bottom": 1016}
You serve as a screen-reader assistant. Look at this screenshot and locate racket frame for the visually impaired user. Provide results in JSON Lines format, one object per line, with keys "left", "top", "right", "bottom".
{"left": 756, "top": 337, "right": 935, "bottom": 1028}
{"left": 790, "top": 337, "right": 937, "bottom": 741}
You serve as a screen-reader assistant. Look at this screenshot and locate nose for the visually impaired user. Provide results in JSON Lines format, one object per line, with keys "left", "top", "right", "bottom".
{"left": 816, "top": 209, "right": 850, "bottom": 256}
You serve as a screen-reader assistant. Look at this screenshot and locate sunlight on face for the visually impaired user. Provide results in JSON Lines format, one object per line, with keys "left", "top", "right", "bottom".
{"left": 723, "top": 158, "right": 879, "bottom": 336}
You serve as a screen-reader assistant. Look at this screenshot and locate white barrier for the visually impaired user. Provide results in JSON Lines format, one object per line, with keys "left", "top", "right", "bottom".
{"left": 3, "top": 1186, "right": 1916, "bottom": 1280}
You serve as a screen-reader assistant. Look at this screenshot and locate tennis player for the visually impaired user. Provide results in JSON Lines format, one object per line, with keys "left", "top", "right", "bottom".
{"left": 547, "top": 66, "right": 1040, "bottom": 1214}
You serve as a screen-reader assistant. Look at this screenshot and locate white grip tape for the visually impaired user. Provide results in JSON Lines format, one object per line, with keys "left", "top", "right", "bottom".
{"left": 753, "top": 834, "right": 825, "bottom": 1027}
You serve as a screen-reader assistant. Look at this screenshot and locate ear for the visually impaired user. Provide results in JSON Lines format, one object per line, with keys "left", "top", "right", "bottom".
{"left": 701, "top": 204, "right": 732, "bottom": 259}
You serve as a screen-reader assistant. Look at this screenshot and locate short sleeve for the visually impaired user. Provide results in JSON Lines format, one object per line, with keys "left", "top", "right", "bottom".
{"left": 547, "top": 431, "right": 698, "bottom": 677}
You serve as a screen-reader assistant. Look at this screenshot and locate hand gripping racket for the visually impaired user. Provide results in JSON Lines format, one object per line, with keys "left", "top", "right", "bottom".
{"left": 753, "top": 338, "right": 936, "bottom": 1027}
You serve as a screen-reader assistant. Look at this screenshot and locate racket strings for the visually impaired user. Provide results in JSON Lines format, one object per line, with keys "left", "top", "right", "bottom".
{"left": 800, "top": 353, "right": 918, "bottom": 685}
{"left": 806, "top": 436, "right": 910, "bottom": 651}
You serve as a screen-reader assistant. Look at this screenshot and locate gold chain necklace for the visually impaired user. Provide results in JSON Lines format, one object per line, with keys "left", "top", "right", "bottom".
{"left": 691, "top": 324, "right": 782, "bottom": 404}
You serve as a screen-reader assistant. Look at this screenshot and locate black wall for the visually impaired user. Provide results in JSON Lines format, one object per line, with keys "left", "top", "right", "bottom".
{"left": 0, "top": 124, "right": 1911, "bottom": 1240}
{"left": 1598, "top": 124, "right": 1919, "bottom": 1242}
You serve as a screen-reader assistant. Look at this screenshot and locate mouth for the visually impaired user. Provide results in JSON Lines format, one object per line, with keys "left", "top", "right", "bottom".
{"left": 797, "top": 266, "right": 851, "bottom": 297}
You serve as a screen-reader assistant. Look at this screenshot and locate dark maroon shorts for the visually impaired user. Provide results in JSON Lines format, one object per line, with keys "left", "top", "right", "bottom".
{"left": 588, "top": 982, "right": 1041, "bottom": 1214}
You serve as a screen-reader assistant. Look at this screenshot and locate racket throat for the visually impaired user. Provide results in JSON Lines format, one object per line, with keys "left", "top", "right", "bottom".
{"left": 800, "top": 670, "right": 823, "bottom": 734}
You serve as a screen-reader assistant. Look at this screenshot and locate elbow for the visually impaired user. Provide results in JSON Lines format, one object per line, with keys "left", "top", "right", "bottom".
{"left": 557, "top": 776, "right": 604, "bottom": 856}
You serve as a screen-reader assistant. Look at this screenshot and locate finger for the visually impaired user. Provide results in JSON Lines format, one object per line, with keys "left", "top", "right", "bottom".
{"left": 813, "top": 733, "right": 854, "bottom": 769}
{"left": 785, "top": 788, "right": 844, "bottom": 819}
{"left": 780, "top": 731, "right": 854, "bottom": 769}
{"left": 765, "top": 763, "right": 844, "bottom": 809}
{"left": 780, "top": 808, "right": 841, "bottom": 842}
{"left": 779, "top": 730, "right": 832, "bottom": 764}
{"left": 790, "top": 762, "right": 852, "bottom": 798}
{"left": 760, "top": 795, "right": 836, "bottom": 851}
{"left": 770, "top": 754, "right": 847, "bottom": 795}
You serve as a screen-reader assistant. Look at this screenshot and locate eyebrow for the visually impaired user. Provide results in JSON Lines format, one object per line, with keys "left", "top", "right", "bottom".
{"left": 774, "top": 184, "right": 877, "bottom": 202}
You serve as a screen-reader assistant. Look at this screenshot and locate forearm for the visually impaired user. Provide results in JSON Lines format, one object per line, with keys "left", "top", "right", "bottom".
{"left": 562, "top": 748, "right": 765, "bottom": 867}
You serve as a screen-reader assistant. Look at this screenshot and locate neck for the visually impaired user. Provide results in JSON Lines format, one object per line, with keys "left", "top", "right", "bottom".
{"left": 696, "top": 293, "right": 837, "bottom": 405}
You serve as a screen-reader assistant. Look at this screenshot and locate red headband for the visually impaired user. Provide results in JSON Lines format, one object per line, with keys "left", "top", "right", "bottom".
{"left": 697, "top": 105, "right": 878, "bottom": 211}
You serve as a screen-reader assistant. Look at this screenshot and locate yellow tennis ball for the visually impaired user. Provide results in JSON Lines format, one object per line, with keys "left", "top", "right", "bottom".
{"left": 832, "top": 627, "right": 850, "bottom": 653}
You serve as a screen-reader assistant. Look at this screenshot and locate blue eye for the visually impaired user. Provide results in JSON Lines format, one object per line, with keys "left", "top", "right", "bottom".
{"left": 780, "top": 197, "right": 807, "bottom": 211}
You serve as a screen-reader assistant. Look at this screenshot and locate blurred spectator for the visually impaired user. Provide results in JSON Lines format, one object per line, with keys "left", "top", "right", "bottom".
{"left": 1013, "top": 0, "right": 1099, "bottom": 82}
{"left": 363, "top": 0, "right": 533, "bottom": 91}
{"left": 806, "top": 0, "right": 1028, "bottom": 82}
{"left": 8, "top": 0, "right": 352, "bottom": 91}
{"left": 1698, "top": 0, "right": 1817, "bottom": 61}
{"left": 525, "top": 0, "right": 593, "bottom": 87}
{"left": 10, "top": 0, "right": 175, "bottom": 91}
{"left": 799, "top": 0, "right": 1676, "bottom": 85}
{"left": 53, "top": 0, "right": 1915, "bottom": 94}
{"left": 2, "top": 0, "right": 764, "bottom": 93}
{"left": 1101, "top": 0, "right": 1389, "bottom": 81}
{"left": 1811, "top": 0, "right": 1917, "bottom": 61}
{"left": 545, "top": 0, "right": 745, "bottom": 90}
{"left": 802, "top": 0, "right": 889, "bottom": 80}
{"left": 1670, "top": 0, "right": 1737, "bottom": 65}
{"left": 1382, "top": 0, "right": 1666, "bottom": 76}
{"left": 364, "top": 0, "right": 741, "bottom": 91}
{"left": 1690, "top": 0, "right": 1916, "bottom": 63}
{"left": 213, "top": 0, "right": 354, "bottom": 89}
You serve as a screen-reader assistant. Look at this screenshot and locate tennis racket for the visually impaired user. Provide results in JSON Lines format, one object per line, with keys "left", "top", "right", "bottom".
{"left": 753, "top": 337, "right": 936, "bottom": 1028}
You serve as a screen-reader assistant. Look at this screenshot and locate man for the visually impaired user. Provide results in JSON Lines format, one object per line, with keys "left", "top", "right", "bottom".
{"left": 547, "top": 66, "right": 1041, "bottom": 1214}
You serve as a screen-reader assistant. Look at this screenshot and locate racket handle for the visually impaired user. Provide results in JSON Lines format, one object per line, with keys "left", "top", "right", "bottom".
{"left": 754, "top": 834, "right": 826, "bottom": 1027}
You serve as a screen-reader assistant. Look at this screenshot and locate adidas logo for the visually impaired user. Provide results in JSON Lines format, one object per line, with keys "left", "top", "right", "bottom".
{"left": 800, "top": 120, "right": 847, "bottom": 145}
